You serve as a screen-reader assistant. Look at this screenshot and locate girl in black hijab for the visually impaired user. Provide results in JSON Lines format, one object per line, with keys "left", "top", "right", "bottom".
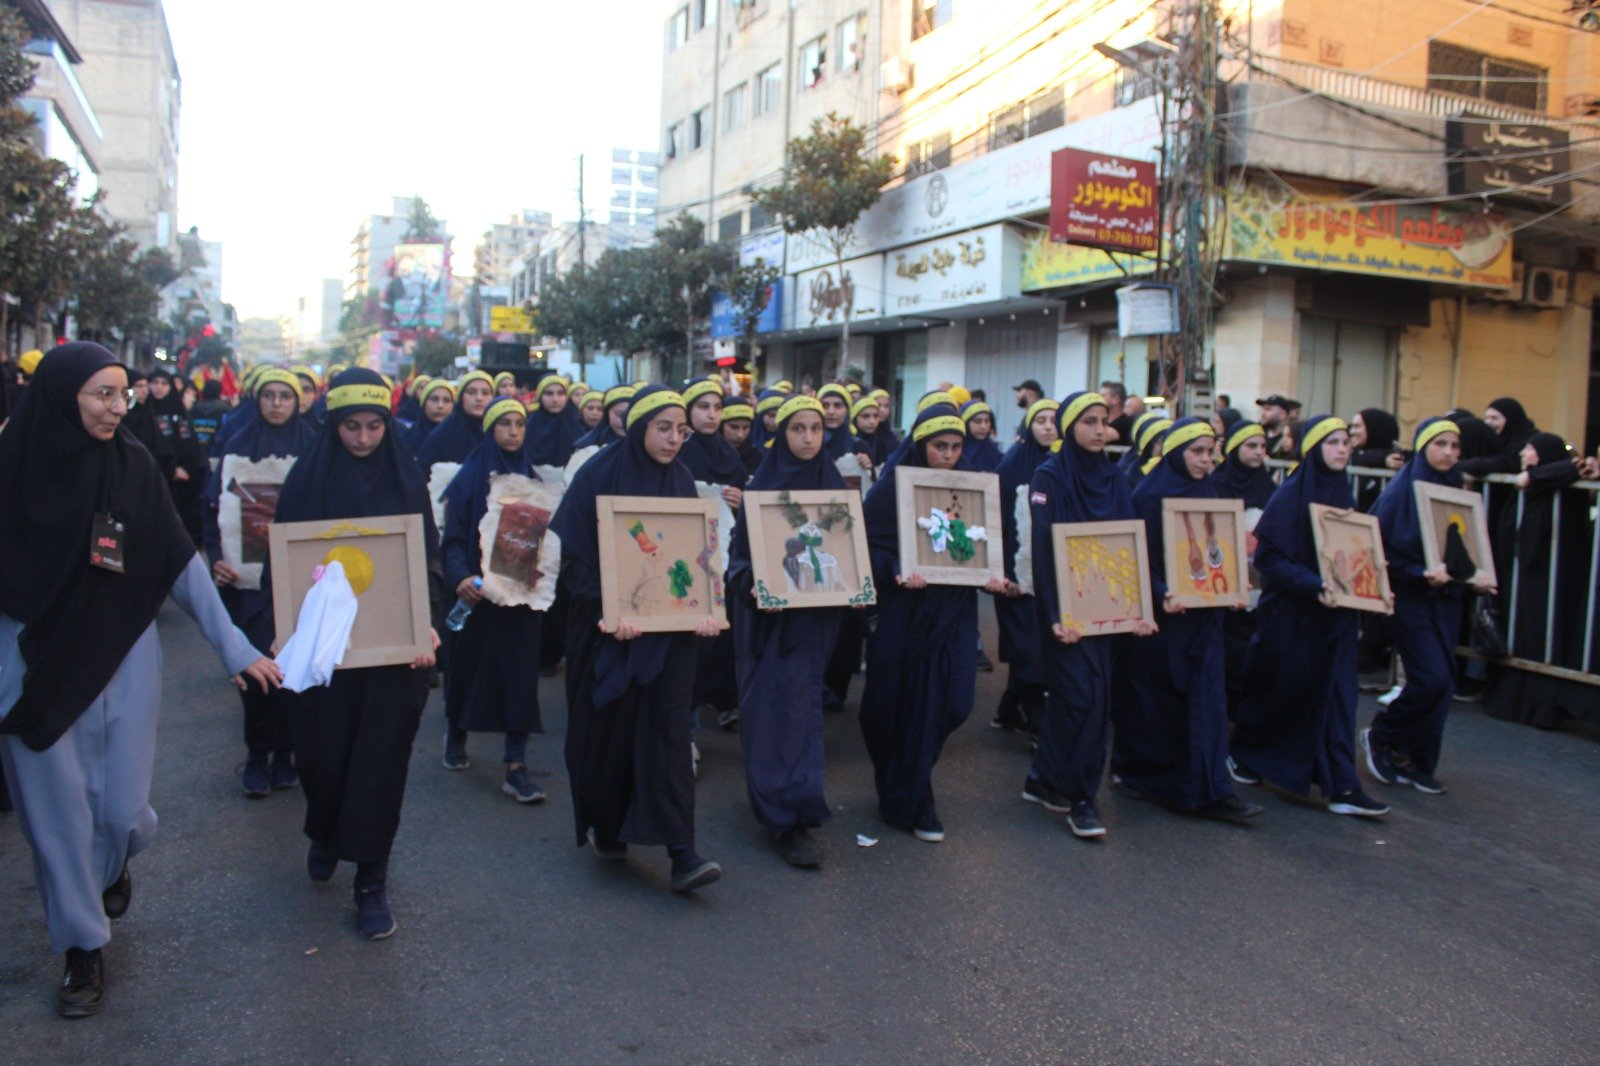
{"left": 680, "top": 379, "right": 746, "bottom": 732}
{"left": 548, "top": 384, "right": 724, "bottom": 894}
{"left": 272, "top": 367, "right": 443, "bottom": 940}
{"left": 0, "top": 343, "right": 278, "bottom": 1018}
{"left": 121, "top": 367, "right": 175, "bottom": 478}
{"left": 1349, "top": 407, "right": 1402, "bottom": 511}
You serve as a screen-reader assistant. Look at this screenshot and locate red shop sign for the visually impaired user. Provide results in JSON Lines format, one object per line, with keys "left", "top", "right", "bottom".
{"left": 1049, "top": 148, "right": 1159, "bottom": 254}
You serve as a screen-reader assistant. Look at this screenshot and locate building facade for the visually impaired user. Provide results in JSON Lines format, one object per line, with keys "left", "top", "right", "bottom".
{"left": 473, "top": 210, "right": 552, "bottom": 286}
{"left": 45, "top": 0, "right": 180, "bottom": 250}
{"left": 656, "top": 0, "right": 1600, "bottom": 444}
{"left": 13, "top": 0, "right": 102, "bottom": 202}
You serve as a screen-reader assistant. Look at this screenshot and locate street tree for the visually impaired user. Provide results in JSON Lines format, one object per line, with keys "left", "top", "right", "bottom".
{"left": 724, "top": 257, "right": 781, "bottom": 366}
{"left": 403, "top": 196, "right": 444, "bottom": 242}
{"left": 750, "top": 113, "right": 894, "bottom": 370}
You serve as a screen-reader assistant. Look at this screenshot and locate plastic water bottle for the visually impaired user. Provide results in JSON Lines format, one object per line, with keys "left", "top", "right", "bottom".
{"left": 446, "top": 578, "right": 482, "bottom": 632}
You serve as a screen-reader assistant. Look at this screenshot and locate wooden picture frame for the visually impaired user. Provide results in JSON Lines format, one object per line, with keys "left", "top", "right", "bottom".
{"left": 596, "top": 495, "right": 729, "bottom": 633}
{"left": 743, "top": 489, "right": 876, "bottom": 610}
{"left": 1051, "top": 519, "right": 1155, "bottom": 636}
{"left": 1160, "top": 498, "right": 1249, "bottom": 608}
{"left": 217, "top": 454, "right": 294, "bottom": 591}
{"left": 1413, "top": 481, "right": 1496, "bottom": 586}
{"left": 893, "top": 467, "right": 1004, "bottom": 587}
{"left": 1308, "top": 503, "right": 1393, "bottom": 614}
{"left": 476, "top": 473, "right": 563, "bottom": 610}
{"left": 269, "top": 514, "right": 432, "bottom": 669}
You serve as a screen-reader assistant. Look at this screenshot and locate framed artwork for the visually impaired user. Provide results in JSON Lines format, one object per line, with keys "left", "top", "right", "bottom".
{"left": 426, "top": 461, "right": 461, "bottom": 535}
{"left": 1413, "top": 481, "right": 1496, "bottom": 586}
{"left": 694, "top": 481, "right": 737, "bottom": 580}
{"left": 893, "top": 467, "right": 1004, "bottom": 587}
{"left": 1160, "top": 498, "right": 1249, "bottom": 608}
{"left": 217, "top": 454, "right": 294, "bottom": 590}
{"left": 1309, "top": 504, "right": 1393, "bottom": 614}
{"left": 1051, "top": 520, "right": 1154, "bottom": 636}
{"left": 476, "top": 473, "right": 563, "bottom": 610}
{"left": 269, "top": 514, "right": 432, "bottom": 669}
{"left": 743, "top": 489, "right": 876, "bottom": 609}
{"left": 835, "top": 453, "right": 875, "bottom": 492}
{"left": 596, "top": 496, "right": 729, "bottom": 633}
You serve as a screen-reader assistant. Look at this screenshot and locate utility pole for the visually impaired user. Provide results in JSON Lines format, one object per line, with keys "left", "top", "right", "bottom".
{"left": 575, "top": 153, "right": 587, "bottom": 373}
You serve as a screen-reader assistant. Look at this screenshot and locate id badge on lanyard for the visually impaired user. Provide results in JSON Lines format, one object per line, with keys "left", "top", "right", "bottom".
{"left": 90, "top": 512, "right": 126, "bottom": 573}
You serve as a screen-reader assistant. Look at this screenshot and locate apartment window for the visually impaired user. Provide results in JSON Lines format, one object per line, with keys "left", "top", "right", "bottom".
{"left": 611, "top": 165, "right": 633, "bottom": 186}
{"left": 800, "top": 37, "right": 826, "bottom": 91}
{"left": 987, "top": 86, "right": 1065, "bottom": 151}
{"left": 912, "top": 0, "right": 952, "bottom": 41}
{"left": 1428, "top": 41, "right": 1546, "bottom": 112}
{"left": 1027, "top": 86, "right": 1064, "bottom": 136}
{"left": 906, "top": 132, "right": 951, "bottom": 178}
{"left": 694, "top": 0, "right": 716, "bottom": 30}
{"left": 665, "top": 121, "right": 683, "bottom": 160}
{"left": 718, "top": 212, "right": 743, "bottom": 243}
{"left": 988, "top": 101, "right": 1025, "bottom": 150}
{"left": 756, "top": 62, "right": 784, "bottom": 115}
{"left": 838, "top": 13, "right": 866, "bottom": 74}
{"left": 690, "top": 106, "right": 710, "bottom": 149}
{"left": 669, "top": 7, "right": 690, "bottom": 51}
{"left": 749, "top": 202, "right": 773, "bottom": 230}
{"left": 723, "top": 82, "right": 748, "bottom": 131}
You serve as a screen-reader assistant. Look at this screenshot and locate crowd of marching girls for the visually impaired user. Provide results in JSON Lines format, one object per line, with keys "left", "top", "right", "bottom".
{"left": 1, "top": 342, "right": 1587, "bottom": 1018}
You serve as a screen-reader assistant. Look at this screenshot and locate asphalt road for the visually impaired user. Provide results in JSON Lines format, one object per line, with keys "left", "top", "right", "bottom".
{"left": 3, "top": 602, "right": 1598, "bottom": 1063}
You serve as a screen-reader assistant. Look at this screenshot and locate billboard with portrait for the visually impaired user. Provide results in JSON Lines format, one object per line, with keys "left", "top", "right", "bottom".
{"left": 385, "top": 242, "right": 450, "bottom": 329}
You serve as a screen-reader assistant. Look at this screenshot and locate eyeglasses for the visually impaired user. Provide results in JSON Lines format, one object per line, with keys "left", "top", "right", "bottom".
{"left": 80, "top": 386, "right": 135, "bottom": 409}
{"left": 260, "top": 390, "right": 298, "bottom": 405}
{"left": 650, "top": 421, "right": 692, "bottom": 441}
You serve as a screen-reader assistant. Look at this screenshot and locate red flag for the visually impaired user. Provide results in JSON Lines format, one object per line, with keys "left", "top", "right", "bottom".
{"left": 219, "top": 363, "right": 238, "bottom": 398}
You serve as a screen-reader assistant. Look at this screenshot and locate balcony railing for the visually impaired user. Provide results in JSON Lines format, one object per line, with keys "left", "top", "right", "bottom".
{"left": 1245, "top": 54, "right": 1566, "bottom": 125}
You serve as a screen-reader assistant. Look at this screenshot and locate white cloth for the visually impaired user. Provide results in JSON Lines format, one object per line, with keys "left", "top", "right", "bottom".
{"left": 274, "top": 560, "right": 359, "bottom": 692}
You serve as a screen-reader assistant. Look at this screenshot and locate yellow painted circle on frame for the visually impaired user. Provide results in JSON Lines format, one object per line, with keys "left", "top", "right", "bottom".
{"left": 322, "top": 545, "right": 375, "bottom": 595}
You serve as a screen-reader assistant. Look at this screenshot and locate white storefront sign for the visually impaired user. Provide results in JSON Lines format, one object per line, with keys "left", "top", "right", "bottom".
{"left": 739, "top": 228, "right": 786, "bottom": 268}
{"left": 786, "top": 253, "right": 886, "bottom": 331}
{"left": 785, "top": 99, "right": 1161, "bottom": 274}
{"left": 882, "top": 224, "right": 1022, "bottom": 316}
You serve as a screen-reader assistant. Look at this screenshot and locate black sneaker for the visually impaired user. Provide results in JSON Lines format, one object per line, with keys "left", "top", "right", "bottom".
{"left": 1196, "top": 795, "right": 1263, "bottom": 825}
{"left": 976, "top": 651, "right": 995, "bottom": 673}
{"left": 241, "top": 753, "right": 271, "bottom": 797}
{"left": 587, "top": 827, "right": 627, "bottom": 860}
{"left": 502, "top": 765, "right": 546, "bottom": 804}
{"left": 442, "top": 731, "right": 469, "bottom": 771}
{"left": 355, "top": 888, "right": 397, "bottom": 940}
{"left": 1328, "top": 790, "right": 1390, "bottom": 817}
{"left": 270, "top": 751, "right": 298, "bottom": 790}
{"left": 670, "top": 853, "right": 723, "bottom": 892}
{"left": 1406, "top": 768, "right": 1447, "bottom": 795}
{"left": 1067, "top": 800, "right": 1106, "bottom": 839}
{"left": 777, "top": 826, "right": 823, "bottom": 867}
{"left": 717, "top": 707, "right": 740, "bottom": 731}
{"left": 307, "top": 841, "right": 337, "bottom": 883}
{"left": 102, "top": 861, "right": 131, "bottom": 920}
{"left": 1108, "top": 775, "right": 1145, "bottom": 800}
{"left": 57, "top": 948, "right": 103, "bottom": 1019}
{"left": 1226, "top": 756, "right": 1261, "bottom": 786}
{"left": 1022, "top": 777, "right": 1072, "bottom": 813}
{"left": 1361, "top": 728, "right": 1411, "bottom": 787}
{"left": 912, "top": 809, "right": 945, "bottom": 843}
{"left": 1453, "top": 678, "right": 1485, "bottom": 703}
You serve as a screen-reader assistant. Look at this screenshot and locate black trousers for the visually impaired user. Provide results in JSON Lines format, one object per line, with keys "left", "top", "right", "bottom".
{"left": 290, "top": 665, "right": 427, "bottom": 864}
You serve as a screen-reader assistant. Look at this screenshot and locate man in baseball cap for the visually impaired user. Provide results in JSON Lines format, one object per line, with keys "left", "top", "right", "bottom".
{"left": 1256, "top": 394, "right": 1301, "bottom": 456}
{"left": 1013, "top": 379, "right": 1044, "bottom": 442}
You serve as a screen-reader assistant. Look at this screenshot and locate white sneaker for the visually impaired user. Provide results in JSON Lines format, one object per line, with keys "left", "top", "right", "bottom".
{"left": 691, "top": 741, "right": 701, "bottom": 779}
{"left": 1376, "top": 684, "right": 1404, "bottom": 707}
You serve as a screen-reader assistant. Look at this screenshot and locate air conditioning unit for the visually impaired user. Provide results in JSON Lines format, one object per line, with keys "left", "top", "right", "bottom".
{"left": 881, "top": 55, "right": 913, "bottom": 94}
{"left": 1523, "top": 266, "right": 1570, "bottom": 309}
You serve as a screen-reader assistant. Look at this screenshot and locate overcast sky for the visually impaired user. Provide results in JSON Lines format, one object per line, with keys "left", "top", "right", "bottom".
{"left": 164, "top": 0, "right": 664, "bottom": 325}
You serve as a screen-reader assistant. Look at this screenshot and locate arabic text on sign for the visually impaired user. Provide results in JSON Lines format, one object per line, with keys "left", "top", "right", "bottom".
{"left": 1070, "top": 179, "right": 1155, "bottom": 213}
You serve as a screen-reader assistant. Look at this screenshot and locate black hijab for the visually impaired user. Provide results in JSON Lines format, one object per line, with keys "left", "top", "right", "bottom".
{"left": 1208, "top": 420, "right": 1277, "bottom": 509}
{"left": 121, "top": 367, "right": 173, "bottom": 472}
{"left": 0, "top": 344, "right": 196, "bottom": 751}
{"left": 681, "top": 394, "right": 748, "bottom": 488}
{"left": 1488, "top": 397, "right": 1536, "bottom": 451}
{"left": 525, "top": 388, "right": 583, "bottom": 467}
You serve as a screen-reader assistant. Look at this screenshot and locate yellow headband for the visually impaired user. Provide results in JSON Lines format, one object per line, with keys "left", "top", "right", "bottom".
{"left": 327, "top": 383, "right": 392, "bottom": 412}
{"left": 917, "top": 391, "right": 954, "bottom": 413}
{"left": 421, "top": 380, "right": 456, "bottom": 402}
{"left": 1142, "top": 455, "right": 1162, "bottom": 476}
{"left": 626, "top": 389, "right": 686, "bottom": 430}
{"left": 1025, "top": 398, "right": 1061, "bottom": 427}
{"left": 757, "top": 394, "right": 786, "bottom": 415}
{"left": 1060, "top": 393, "right": 1104, "bottom": 428}
{"left": 458, "top": 370, "right": 495, "bottom": 395}
{"left": 1225, "top": 423, "right": 1265, "bottom": 455}
{"left": 603, "top": 384, "right": 636, "bottom": 407}
{"left": 961, "top": 401, "right": 993, "bottom": 425}
{"left": 683, "top": 379, "right": 723, "bottom": 406}
{"left": 254, "top": 368, "right": 303, "bottom": 400}
{"left": 845, "top": 382, "right": 862, "bottom": 395}
{"left": 817, "top": 383, "right": 851, "bottom": 406}
{"left": 777, "top": 395, "right": 824, "bottom": 424}
{"left": 494, "top": 371, "right": 515, "bottom": 386}
{"left": 868, "top": 388, "right": 889, "bottom": 402}
{"left": 536, "top": 373, "right": 568, "bottom": 395}
{"left": 290, "top": 364, "right": 320, "bottom": 388}
{"left": 1299, "top": 416, "right": 1349, "bottom": 457}
{"left": 482, "top": 397, "right": 526, "bottom": 432}
{"left": 772, "top": 379, "right": 795, "bottom": 393}
{"left": 1415, "top": 419, "right": 1460, "bottom": 453}
{"left": 1136, "top": 418, "right": 1174, "bottom": 453}
{"left": 1163, "top": 420, "right": 1215, "bottom": 457}
{"left": 580, "top": 390, "right": 605, "bottom": 408}
{"left": 411, "top": 375, "right": 433, "bottom": 398}
{"left": 851, "top": 396, "right": 878, "bottom": 421}
{"left": 913, "top": 414, "right": 966, "bottom": 443}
